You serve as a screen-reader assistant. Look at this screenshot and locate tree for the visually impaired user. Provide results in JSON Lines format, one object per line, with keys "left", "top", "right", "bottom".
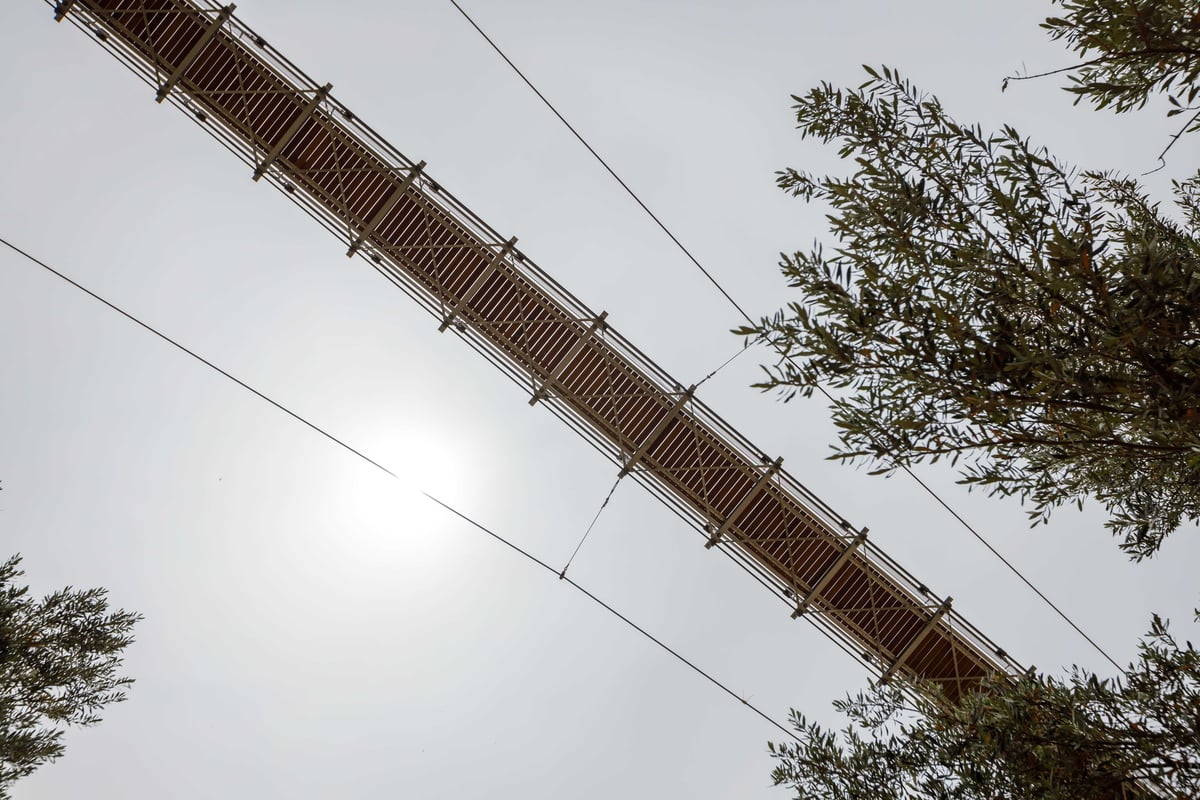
{"left": 0, "top": 554, "right": 141, "bottom": 797}
{"left": 768, "top": 612, "right": 1200, "bottom": 800}
{"left": 743, "top": 0, "right": 1200, "bottom": 560}
{"left": 1022, "top": 0, "right": 1200, "bottom": 170}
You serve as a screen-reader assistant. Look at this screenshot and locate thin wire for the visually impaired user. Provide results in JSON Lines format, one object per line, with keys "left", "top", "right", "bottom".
{"left": 555, "top": 341, "right": 759, "bottom": 578}
{"left": 444, "top": 0, "right": 754, "bottom": 325}
{"left": 555, "top": 336, "right": 758, "bottom": 575}
{"left": 694, "top": 337, "right": 761, "bottom": 391}
{"left": 556, "top": 339, "right": 759, "bottom": 578}
{"left": 0, "top": 235, "right": 800, "bottom": 744}
{"left": 888, "top": 460, "right": 1124, "bottom": 673}
{"left": 448, "top": 3, "right": 1124, "bottom": 673}
{"left": 0, "top": 241, "right": 399, "bottom": 480}
{"left": 422, "top": 492, "right": 794, "bottom": 739}
{"left": 559, "top": 474, "right": 622, "bottom": 578}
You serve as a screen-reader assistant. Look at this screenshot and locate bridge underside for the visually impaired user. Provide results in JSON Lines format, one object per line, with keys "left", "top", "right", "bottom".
{"left": 53, "top": 0, "right": 1023, "bottom": 703}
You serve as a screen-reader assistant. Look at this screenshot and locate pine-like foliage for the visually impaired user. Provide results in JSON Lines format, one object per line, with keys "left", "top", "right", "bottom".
{"left": 0, "top": 555, "right": 140, "bottom": 797}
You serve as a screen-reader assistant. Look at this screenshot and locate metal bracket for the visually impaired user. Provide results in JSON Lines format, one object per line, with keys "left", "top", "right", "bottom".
{"left": 253, "top": 83, "right": 332, "bottom": 181}
{"left": 705, "top": 457, "right": 783, "bottom": 548}
{"left": 53, "top": 1, "right": 76, "bottom": 21}
{"left": 528, "top": 312, "right": 609, "bottom": 405}
{"left": 881, "top": 598, "right": 953, "bottom": 682}
{"left": 791, "top": 529, "right": 868, "bottom": 618}
{"left": 619, "top": 386, "right": 695, "bottom": 476}
{"left": 156, "top": 5, "right": 236, "bottom": 103}
{"left": 346, "top": 161, "right": 425, "bottom": 256}
{"left": 439, "top": 237, "right": 517, "bottom": 332}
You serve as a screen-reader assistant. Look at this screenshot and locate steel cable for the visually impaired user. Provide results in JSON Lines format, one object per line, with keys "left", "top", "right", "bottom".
{"left": 446, "top": 2, "right": 1124, "bottom": 673}
{"left": 0, "top": 234, "right": 801, "bottom": 743}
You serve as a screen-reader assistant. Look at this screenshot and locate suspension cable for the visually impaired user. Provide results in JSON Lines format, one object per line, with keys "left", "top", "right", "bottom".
{"left": 0, "top": 234, "right": 802, "bottom": 742}
{"left": 446, "top": 2, "right": 1124, "bottom": 673}
{"left": 445, "top": 0, "right": 754, "bottom": 324}
{"left": 559, "top": 474, "right": 623, "bottom": 578}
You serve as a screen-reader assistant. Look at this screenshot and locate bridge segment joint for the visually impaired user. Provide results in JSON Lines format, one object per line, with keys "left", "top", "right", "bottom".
{"left": 791, "top": 528, "right": 868, "bottom": 618}
{"left": 438, "top": 237, "right": 518, "bottom": 332}
{"left": 881, "top": 597, "right": 953, "bottom": 682}
{"left": 705, "top": 456, "right": 783, "bottom": 549}
{"left": 528, "top": 311, "right": 610, "bottom": 406}
{"left": 252, "top": 82, "right": 332, "bottom": 181}
{"left": 618, "top": 385, "right": 695, "bottom": 477}
{"left": 53, "top": 1, "right": 76, "bottom": 21}
{"left": 346, "top": 161, "right": 426, "bottom": 256}
{"left": 155, "top": 4, "right": 237, "bottom": 103}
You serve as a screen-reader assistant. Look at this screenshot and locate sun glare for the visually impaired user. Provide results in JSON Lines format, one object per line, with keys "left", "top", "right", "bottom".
{"left": 335, "top": 423, "right": 470, "bottom": 554}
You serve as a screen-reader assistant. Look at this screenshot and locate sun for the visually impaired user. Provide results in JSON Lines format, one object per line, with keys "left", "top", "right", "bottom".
{"left": 333, "top": 422, "right": 471, "bottom": 555}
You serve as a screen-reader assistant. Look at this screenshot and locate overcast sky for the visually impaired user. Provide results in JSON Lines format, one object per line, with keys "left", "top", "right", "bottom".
{"left": 2, "top": 1, "right": 1198, "bottom": 798}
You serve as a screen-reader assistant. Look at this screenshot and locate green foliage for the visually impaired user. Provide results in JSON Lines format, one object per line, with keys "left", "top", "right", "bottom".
{"left": 0, "top": 555, "right": 141, "bottom": 797}
{"left": 746, "top": 65, "right": 1200, "bottom": 559}
{"left": 769, "top": 613, "right": 1200, "bottom": 800}
{"left": 1035, "top": 0, "right": 1200, "bottom": 122}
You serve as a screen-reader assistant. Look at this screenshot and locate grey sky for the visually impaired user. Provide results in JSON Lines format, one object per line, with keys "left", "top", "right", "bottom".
{"left": 2, "top": 1, "right": 1197, "bottom": 798}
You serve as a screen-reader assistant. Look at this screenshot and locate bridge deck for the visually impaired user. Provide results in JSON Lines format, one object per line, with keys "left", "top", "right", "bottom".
{"left": 56, "top": 0, "right": 1023, "bottom": 702}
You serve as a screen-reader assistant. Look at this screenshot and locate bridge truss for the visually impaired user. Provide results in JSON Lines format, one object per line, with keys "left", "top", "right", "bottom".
{"left": 49, "top": 0, "right": 1025, "bottom": 703}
